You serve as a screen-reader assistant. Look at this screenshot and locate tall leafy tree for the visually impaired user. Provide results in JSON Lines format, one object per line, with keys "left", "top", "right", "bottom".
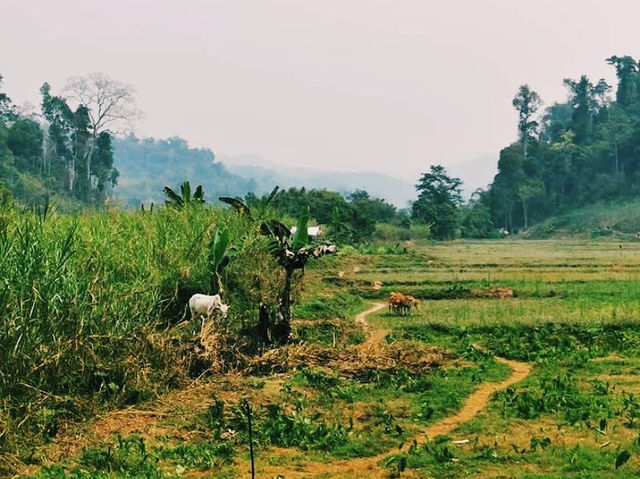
{"left": 63, "top": 73, "right": 138, "bottom": 183}
{"left": 563, "top": 75, "right": 599, "bottom": 144}
{"left": 512, "top": 85, "right": 542, "bottom": 160}
{"left": 490, "top": 144, "right": 524, "bottom": 230}
{"left": 606, "top": 55, "right": 639, "bottom": 109}
{"left": 411, "top": 165, "right": 462, "bottom": 239}
{"left": 92, "top": 131, "right": 118, "bottom": 200}
{"left": 40, "top": 82, "right": 74, "bottom": 191}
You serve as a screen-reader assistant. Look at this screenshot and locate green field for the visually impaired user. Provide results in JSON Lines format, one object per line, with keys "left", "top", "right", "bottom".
{"left": 10, "top": 237, "right": 640, "bottom": 478}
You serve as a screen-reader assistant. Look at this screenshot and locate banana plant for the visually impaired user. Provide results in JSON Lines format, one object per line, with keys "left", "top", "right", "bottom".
{"left": 261, "top": 206, "right": 336, "bottom": 343}
{"left": 219, "top": 185, "right": 280, "bottom": 217}
{"left": 208, "top": 227, "right": 234, "bottom": 295}
{"left": 163, "top": 181, "right": 204, "bottom": 208}
{"left": 218, "top": 196, "right": 251, "bottom": 215}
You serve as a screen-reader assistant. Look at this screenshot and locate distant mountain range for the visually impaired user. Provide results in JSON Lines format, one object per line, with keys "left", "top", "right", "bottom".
{"left": 218, "top": 155, "right": 417, "bottom": 208}
{"left": 112, "top": 136, "right": 498, "bottom": 208}
{"left": 219, "top": 153, "right": 498, "bottom": 206}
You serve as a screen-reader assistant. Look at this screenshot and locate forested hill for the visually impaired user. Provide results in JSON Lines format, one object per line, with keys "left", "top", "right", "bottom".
{"left": 112, "top": 136, "right": 256, "bottom": 207}
{"left": 0, "top": 75, "right": 120, "bottom": 209}
{"left": 478, "top": 54, "right": 640, "bottom": 233}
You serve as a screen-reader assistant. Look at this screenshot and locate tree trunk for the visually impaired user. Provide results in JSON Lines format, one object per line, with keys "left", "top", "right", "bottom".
{"left": 523, "top": 203, "right": 528, "bottom": 230}
{"left": 69, "top": 158, "right": 75, "bottom": 191}
{"left": 257, "top": 303, "right": 271, "bottom": 345}
{"left": 86, "top": 131, "right": 97, "bottom": 181}
{"left": 275, "top": 267, "right": 294, "bottom": 344}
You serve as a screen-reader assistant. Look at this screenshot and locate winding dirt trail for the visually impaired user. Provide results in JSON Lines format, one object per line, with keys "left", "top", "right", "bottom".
{"left": 262, "top": 302, "right": 533, "bottom": 478}
{"left": 355, "top": 302, "right": 387, "bottom": 327}
{"left": 21, "top": 302, "right": 532, "bottom": 479}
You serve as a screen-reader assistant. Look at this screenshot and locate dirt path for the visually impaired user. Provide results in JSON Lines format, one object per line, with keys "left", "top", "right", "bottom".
{"left": 356, "top": 302, "right": 389, "bottom": 353}
{"left": 355, "top": 302, "right": 386, "bottom": 329}
{"left": 415, "top": 356, "right": 531, "bottom": 439}
{"left": 22, "top": 302, "right": 532, "bottom": 479}
{"left": 261, "top": 302, "right": 533, "bottom": 478}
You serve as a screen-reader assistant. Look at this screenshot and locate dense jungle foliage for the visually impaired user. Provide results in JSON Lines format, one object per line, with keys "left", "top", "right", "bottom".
{"left": 482, "top": 54, "right": 640, "bottom": 233}
{"left": 0, "top": 75, "right": 120, "bottom": 209}
{"left": 410, "top": 54, "right": 640, "bottom": 239}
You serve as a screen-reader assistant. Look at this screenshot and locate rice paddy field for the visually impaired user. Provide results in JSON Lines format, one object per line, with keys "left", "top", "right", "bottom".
{"left": 13, "top": 238, "right": 640, "bottom": 478}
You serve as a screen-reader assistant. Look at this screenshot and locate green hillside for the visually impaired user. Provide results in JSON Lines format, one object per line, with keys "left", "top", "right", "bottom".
{"left": 112, "top": 136, "right": 256, "bottom": 208}
{"left": 527, "top": 198, "right": 640, "bottom": 239}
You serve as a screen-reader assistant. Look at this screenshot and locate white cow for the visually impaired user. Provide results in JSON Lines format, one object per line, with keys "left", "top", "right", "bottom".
{"left": 188, "top": 293, "right": 229, "bottom": 327}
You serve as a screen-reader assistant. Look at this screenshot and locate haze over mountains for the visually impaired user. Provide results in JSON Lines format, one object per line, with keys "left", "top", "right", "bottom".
{"left": 220, "top": 154, "right": 497, "bottom": 207}
{"left": 111, "top": 135, "right": 497, "bottom": 208}
{"left": 219, "top": 154, "right": 417, "bottom": 208}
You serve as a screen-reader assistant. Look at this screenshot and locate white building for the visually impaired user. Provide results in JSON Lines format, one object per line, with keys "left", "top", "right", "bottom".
{"left": 290, "top": 226, "right": 323, "bottom": 238}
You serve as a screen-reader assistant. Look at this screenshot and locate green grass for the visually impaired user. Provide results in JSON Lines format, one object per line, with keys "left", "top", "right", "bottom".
{"left": 527, "top": 197, "right": 640, "bottom": 238}
{"left": 0, "top": 202, "right": 288, "bottom": 468}
{"left": 25, "top": 435, "right": 236, "bottom": 478}
{"left": 13, "top": 235, "right": 640, "bottom": 478}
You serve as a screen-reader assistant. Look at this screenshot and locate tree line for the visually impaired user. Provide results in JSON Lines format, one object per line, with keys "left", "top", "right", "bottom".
{"left": 411, "top": 54, "right": 640, "bottom": 238}
{"left": 488, "top": 54, "right": 640, "bottom": 232}
{"left": 0, "top": 73, "right": 130, "bottom": 207}
{"left": 7, "top": 54, "right": 639, "bottom": 240}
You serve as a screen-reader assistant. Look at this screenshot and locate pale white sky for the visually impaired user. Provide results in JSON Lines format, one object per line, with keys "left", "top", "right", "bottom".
{"left": 1, "top": 0, "right": 638, "bottom": 181}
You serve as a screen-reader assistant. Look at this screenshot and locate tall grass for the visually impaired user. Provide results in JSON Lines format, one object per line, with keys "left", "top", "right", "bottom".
{"left": 0, "top": 202, "right": 274, "bottom": 460}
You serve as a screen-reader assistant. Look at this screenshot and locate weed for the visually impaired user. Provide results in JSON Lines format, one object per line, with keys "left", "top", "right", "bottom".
{"left": 157, "top": 441, "right": 234, "bottom": 469}
{"left": 421, "top": 436, "right": 457, "bottom": 464}
{"left": 495, "top": 373, "right": 615, "bottom": 424}
{"left": 622, "top": 393, "right": 640, "bottom": 428}
{"left": 78, "top": 435, "right": 160, "bottom": 476}
{"left": 296, "top": 368, "right": 340, "bottom": 390}
{"left": 203, "top": 396, "right": 225, "bottom": 435}
{"left": 257, "top": 404, "right": 351, "bottom": 451}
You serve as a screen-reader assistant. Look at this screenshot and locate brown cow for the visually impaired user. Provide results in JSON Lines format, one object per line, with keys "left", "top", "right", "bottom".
{"left": 389, "top": 292, "right": 421, "bottom": 316}
{"left": 388, "top": 291, "right": 406, "bottom": 314}
{"left": 402, "top": 295, "right": 421, "bottom": 315}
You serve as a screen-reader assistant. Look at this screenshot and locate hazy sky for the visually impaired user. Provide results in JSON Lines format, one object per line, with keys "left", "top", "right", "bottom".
{"left": 2, "top": 1, "right": 639, "bottom": 181}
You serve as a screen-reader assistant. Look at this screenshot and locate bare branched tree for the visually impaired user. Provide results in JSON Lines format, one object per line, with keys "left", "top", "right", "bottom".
{"left": 63, "top": 73, "right": 141, "bottom": 180}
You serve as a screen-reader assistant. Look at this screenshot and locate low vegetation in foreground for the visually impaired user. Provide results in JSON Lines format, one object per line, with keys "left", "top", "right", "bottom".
{"left": 3, "top": 226, "right": 640, "bottom": 478}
